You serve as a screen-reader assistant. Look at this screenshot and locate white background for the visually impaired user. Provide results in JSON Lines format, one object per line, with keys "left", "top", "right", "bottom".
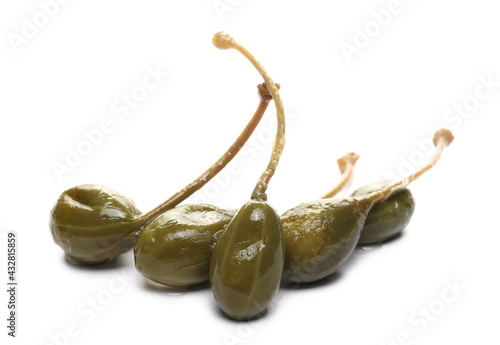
{"left": 1, "top": 0, "right": 499, "bottom": 344}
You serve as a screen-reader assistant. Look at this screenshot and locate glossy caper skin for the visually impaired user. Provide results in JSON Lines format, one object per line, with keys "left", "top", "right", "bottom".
{"left": 281, "top": 198, "right": 367, "bottom": 284}
{"left": 351, "top": 181, "right": 415, "bottom": 245}
{"left": 209, "top": 200, "right": 284, "bottom": 320}
{"left": 134, "top": 204, "right": 235, "bottom": 288}
{"left": 50, "top": 184, "right": 143, "bottom": 265}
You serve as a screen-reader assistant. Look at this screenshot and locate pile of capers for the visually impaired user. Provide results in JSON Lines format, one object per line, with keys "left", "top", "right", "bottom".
{"left": 50, "top": 32, "right": 454, "bottom": 321}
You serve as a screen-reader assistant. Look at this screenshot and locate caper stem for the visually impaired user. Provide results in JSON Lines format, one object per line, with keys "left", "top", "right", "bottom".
{"left": 136, "top": 85, "right": 273, "bottom": 224}
{"left": 321, "top": 152, "right": 360, "bottom": 199}
{"left": 358, "top": 129, "right": 454, "bottom": 207}
{"left": 212, "top": 32, "right": 285, "bottom": 201}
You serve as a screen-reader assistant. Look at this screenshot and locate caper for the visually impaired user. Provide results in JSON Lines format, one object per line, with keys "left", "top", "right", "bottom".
{"left": 50, "top": 184, "right": 143, "bottom": 265}
{"left": 351, "top": 181, "right": 415, "bottom": 245}
{"left": 209, "top": 32, "right": 285, "bottom": 320}
{"left": 134, "top": 204, "right": 235, "bottom": 287}
{"left": 210, "top": 200, "right": 283, "bottom": 320}
{"left": 282, "top": 129, "right": 454, "bottom": 284}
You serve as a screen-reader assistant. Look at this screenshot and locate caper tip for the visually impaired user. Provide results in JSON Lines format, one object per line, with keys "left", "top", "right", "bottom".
{"left": 433, "top": 128, "right": 454, "bottom": 147}
{"left": 337, "top": 152, "right": 360, "bottom": 174}
{"left": 213, "top": 32, "right": 235, "bottom": 50}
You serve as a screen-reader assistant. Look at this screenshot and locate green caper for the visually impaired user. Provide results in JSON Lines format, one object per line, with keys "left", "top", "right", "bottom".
{"left": 351, "top": 181, "right": 415, "bottom": 245}
{"left": 209, "top": 200, "right": 284, "bottom": 320}
{"left": 50, "top": 184, "right": 144, "bottom": 265}
{"left": 282, "top": 129, "right": 454, "bottom": 284}
{"left": 281, "top": 198, "right": 367, "bottom": 284}
{"left": 134, "top": 204, "right": 235, "bottom": 287}
{"left": 209, "top": 32, "right": 286, "bottom": 320}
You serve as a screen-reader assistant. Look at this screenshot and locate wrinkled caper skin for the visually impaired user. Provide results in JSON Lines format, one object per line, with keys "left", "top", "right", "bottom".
{"left": 209, "top": 200, "right": 284, "bottom": 320}
{"left": 351, "top": 181, "right": 415, "bottom": 245}
{"left": 281, "top": 199, "right": 367, "bottom": 284}
{"left": 50, "top": 184, "right": 143, "bottom": 265}
{"left": 134, "top": 204, "right": 236, "bottom": 288}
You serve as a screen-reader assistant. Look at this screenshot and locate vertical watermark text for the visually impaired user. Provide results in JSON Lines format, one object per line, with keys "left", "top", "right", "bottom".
{"left": 5, "top": 232, "right": 17, "bottom": 338}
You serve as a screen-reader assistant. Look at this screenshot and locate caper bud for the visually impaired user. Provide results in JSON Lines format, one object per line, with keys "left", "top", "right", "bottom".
{"left": 135, "top": 204, "right": 235, "bottom": 287}
{"left": 351, "top": 181, "right": 415, "bottom": 245}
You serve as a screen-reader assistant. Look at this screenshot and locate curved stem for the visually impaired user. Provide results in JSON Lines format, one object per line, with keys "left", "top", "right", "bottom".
{"left": 212, "top": 32, "right": 285, "bottom": 201}
{"left": 321, "top": 152, "right": 360, "bottom": 199}
{"left": 136, "top": 84, "right": 273, "bottom": 224}
{"left": 357, "top": 129, "right": 454, "bottom": 208}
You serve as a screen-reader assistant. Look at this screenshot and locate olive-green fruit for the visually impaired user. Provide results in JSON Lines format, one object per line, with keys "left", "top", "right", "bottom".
{"left": 209, "top": 200, "right": 284, "bottom": 320}
{"left": 134, "top": 204, "right": 236, "bottom": 287}
{"left": 209, "top": 32, "right": 286, "bottom": 320}
{"left": 351, "top": 181, "right": 415, "bottom": 245}
{"left": 50, "top": 184, "right": 144, "bottom": 265}
{"left": 281, "top": 129, "right": 454, "bottom": 284}
{"left": 281, "top": 198, "right": 368, "bottom": 284}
